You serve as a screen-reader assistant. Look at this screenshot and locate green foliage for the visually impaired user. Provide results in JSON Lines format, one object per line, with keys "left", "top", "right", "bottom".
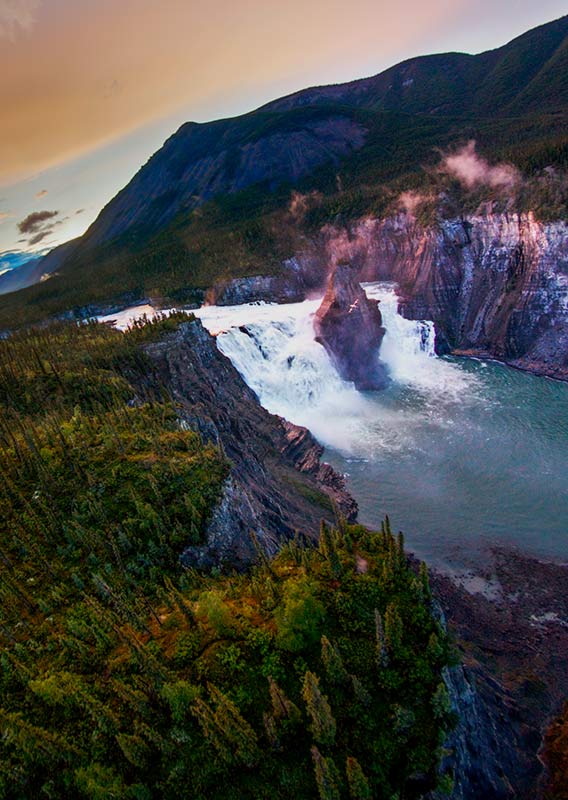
{"left": 302, "top": 671, "right": 337, "bottom": 746}
{"left": 311, "top": 746, "right": 341, "bottom": 800}
{"left": 0, "top": 322, "right": 453, "bottom": 798}
{"left": 345, "top": 756, "right": 372, "bottom": 800}
{"left": 274, "top": 576, "right": 325, "bottom": 652}
{"left": 0, "top": 507, "right": 453, "bottom": 797}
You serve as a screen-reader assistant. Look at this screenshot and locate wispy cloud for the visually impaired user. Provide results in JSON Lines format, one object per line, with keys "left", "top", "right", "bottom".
{"left": 27, "top": 230, "right": 52, "bottom": 246}
{"left": 0, "top": 0, "right": 42, "bottom": 40}
{"left": 17, "top": 208, "right": 59, "bottom": 246}
{"left": 18, "top": 209, "right": 58, "bottom": 235}
{"left": 0, "top": 211, "right": 13, "bottom": 223}
{"left": 35, "top": 188, "right": 48, "bottom": 198}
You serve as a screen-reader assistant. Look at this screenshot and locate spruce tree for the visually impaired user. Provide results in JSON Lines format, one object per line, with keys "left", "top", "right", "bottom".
{"left": 321, "top": 636, "right": 349, "bottom": 686}
{"left": 311, "top": 746, "right": 341, "bottom": 800}
{"left": 384, "top": 603, "right": 403, "bottom": 655}
{"left": 302, "top": 671, "right": 336, "bottom": 746}
{"left": 346, "top": 756, "right": 372, "bottom": 800}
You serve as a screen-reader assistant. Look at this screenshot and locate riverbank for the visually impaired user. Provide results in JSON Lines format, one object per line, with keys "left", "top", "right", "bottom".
{"left": 431, "top": 546, "right": 568, "bottom": 798}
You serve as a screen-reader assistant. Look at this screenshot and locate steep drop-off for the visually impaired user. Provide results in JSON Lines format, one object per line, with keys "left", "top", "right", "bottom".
{"left": 290, "top": 212, "right": 568, "bottom": 380}
{"left": 139, "top": 317, "right": 356, "bottom": 569}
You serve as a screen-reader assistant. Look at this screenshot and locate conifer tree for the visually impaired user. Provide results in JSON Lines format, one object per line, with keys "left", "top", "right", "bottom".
{"left": 268, "top": 676, "right": 301, "bottom": 724}
{"left": 346, "top": 756, "right": 372, "bottom": 800}
{"left": 321, "top": 636, "right": 348, "bottom": 686}
{"left": 192, "top": 684, "right": 259, "bottom": 767}
{"left": 311, "top": 746, "right": 341, "bottom": 800}
{"left": 302, "top": 671, "right": 336, "bottom": 746}
{"left": 319, "top": 522, "right": 342, "bottom": 577}
{"left": 419, "top": 561, "right": 432, "bottom": 602}
{"left": 384, "top": 603, "right": 403, "bottom": 655}
{"left": 350, "top": 674, "right": 372, "bottom": 707}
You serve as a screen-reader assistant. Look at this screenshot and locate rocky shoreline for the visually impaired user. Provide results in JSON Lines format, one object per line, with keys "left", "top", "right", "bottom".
{"left": 429, "top": 546, "right": 568, "bottom": 799}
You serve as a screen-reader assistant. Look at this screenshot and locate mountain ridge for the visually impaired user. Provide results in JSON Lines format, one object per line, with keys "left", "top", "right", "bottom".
{"left": 1, "top": 14, "right": 567, "bottom": 325}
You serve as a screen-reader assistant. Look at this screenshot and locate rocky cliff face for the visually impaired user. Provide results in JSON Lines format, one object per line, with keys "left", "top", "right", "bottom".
{"left": 138, "top": 318, "right": 356, "bottom": 570}
{"left": 314, "top": 263, "right": 389, "bottom": 390}
{"left": 309, "top": 212, "right": 568, "bottom": 380}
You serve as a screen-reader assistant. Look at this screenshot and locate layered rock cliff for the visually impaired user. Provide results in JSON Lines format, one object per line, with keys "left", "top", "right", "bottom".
{"left": 137, "top": 318, "right": 356, "bottom": 570}
{"left": 308, "top": 212, "right": 568, "bottom": 381}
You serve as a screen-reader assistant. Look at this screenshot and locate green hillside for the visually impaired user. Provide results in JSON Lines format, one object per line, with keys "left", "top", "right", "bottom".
{"left": 0, "top": 318, "right": 453, "bottom": 799}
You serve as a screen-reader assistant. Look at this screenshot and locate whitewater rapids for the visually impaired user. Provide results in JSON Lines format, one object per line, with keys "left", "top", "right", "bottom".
{"left": 193, "top": 283, "right": 481, "bottom": 457}
{"left": 100, "top": 282, "right": 568, "bottom": 563}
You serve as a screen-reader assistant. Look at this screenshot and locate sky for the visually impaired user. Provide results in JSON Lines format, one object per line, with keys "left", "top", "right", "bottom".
{"left": 1, "top": 0, "right": 567, "bottom": 260}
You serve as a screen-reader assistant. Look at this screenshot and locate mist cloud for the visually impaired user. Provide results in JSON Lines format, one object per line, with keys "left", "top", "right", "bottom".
{"left": 440, "top": 140, "right": 519, "bottom": 190}
{"left": 0, "top": 0, "right": 42, "bottom": 39}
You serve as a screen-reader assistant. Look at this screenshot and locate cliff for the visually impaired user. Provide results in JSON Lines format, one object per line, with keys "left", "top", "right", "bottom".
{"left": 140, "top": 318, "right": 357, "bottom": 569}
{"left": 311, "top": 212, "right": 568, "bottom": 381}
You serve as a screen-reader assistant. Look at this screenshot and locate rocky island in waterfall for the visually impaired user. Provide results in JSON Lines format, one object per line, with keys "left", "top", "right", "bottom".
{"left": 1, "top": 8, "right": 568, "bottom": 800}
{"left": 314, "top": 262, "right": 389, "bottom": 390}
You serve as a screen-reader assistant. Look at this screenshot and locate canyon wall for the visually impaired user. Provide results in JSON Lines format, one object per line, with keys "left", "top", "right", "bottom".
{"left": 312, "top": 212, "right": 568, "bottom": 380}
{"left": 138, "top": 318, "right": 356, "bottom": 570}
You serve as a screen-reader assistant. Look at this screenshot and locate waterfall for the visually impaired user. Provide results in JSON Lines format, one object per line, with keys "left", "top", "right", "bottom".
{"left": 99, "top": 282, "right": 479, "bottom": 455}
{"left": 194, "top": 283, "right": 476, "bottom": 454}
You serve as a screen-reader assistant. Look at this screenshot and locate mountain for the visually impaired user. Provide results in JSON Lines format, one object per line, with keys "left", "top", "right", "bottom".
{"left": 0, "top": 15, "right": 567, "bottom": 327}
{"left": 264, "top": 15, "right": 568, "bottom": 116}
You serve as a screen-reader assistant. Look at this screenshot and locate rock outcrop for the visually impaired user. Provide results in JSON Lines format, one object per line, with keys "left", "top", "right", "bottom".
{"left": 314, "top": 262, "right": 389, "bottom": 390}
{"left": 429, "top": 548, "right": 568, "bottom": 799}
{"left": 139, "top": 318, "right": 356, "bottom": 570}
{"left": 302, "top": 212, "right": 568, "bottom": 381}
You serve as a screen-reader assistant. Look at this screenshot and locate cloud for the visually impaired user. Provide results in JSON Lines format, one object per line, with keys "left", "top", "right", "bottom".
{"left": 35, "top": 188, "right": 48, "bottom": 198}
{"left": 440, "top": 140, "right": 519, "bottom": 190}
{"left": 0, "top": 211, "right": 13, "bottom": 223}
{"left": 75, "top": 208, "right": 85, "bottom": 215}
{"left": 0, "top": 0, "right": 42, "bottom": 40}
{"left": 17, "top": 209, "right": 59, "bottom": 235}
{"left": 27, "top": 230, "right": 52, "bottom": 246}
{"left": 17, "top": 208, "right": 60, "bottom": 246}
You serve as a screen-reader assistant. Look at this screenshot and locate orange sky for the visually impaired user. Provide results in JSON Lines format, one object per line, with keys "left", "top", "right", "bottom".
{"left": 1, "top": 0, "right": 466, "bottom": 183}
{"left": 1, "top": 0, "right": 567, "bottom": 255}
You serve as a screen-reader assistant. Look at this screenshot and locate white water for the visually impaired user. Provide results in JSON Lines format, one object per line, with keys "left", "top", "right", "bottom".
{"left": 194, "top": 283, "right": 481, "bottom": 457}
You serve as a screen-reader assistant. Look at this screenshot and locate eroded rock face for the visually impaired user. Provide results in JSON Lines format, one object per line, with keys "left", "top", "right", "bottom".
{"left": 306, "top": 212, "right": 568, "bottom": 381}
{"left": 314, "top": 263, "right": 389, "bottom": 390}
{"left": 139, "top": 318, "right": 356, "bottom": 570}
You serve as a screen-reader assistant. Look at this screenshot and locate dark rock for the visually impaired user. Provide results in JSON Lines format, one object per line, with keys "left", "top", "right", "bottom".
{"left": 314, "top": 262, "right": 389, "bottom": 390}
{"left": 204, "top": 272, "right": 305, "bottom": 307}
{"left": 428, "top": 548, "right": 568, "bottom": 799}
{"left": 139, "top": 318, "right": 356, "bottom": 570}
{"left": 317, "top": 213, "right": 568, "bottom": 382}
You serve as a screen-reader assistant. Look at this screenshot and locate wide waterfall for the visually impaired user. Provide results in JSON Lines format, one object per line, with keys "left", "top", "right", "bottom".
{"left": 195, "top": 282, "right": 478, "bottom": 456}
{"left": 100, "top": 282, "right": 568, "bottom": 565}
